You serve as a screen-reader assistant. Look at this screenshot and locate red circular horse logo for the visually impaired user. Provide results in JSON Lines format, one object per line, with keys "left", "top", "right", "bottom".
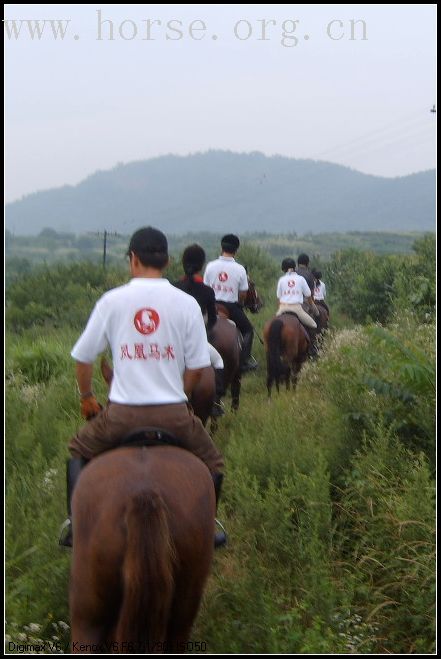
{"left": 218, "top": 272, "right": 229, "bottom": 282}
{"left": 288, "top": 280, "right": 295, "bottom": 288}
{"left": 134, "top": 308, "right": 160, "bottom": 335}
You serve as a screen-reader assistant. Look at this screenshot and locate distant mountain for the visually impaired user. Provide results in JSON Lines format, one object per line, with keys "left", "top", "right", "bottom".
{"left": 6, "top": 151, "right": 435, "bottom": 235}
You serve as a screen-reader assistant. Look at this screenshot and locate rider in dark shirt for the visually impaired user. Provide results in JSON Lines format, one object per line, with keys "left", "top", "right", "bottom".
{"left": 174, "top": 244, "right": 225, "bottom": 417}
{"left": 174, "top": 248, "right": 217, "bottom": 331}
{"left": 296, "top": 253, "right": 320, "bottom": 357}
{"left": 296, "top": 253, "right": 317, "bottom": 294}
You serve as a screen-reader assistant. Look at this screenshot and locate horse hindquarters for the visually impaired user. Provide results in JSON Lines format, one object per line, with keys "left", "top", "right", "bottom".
{"left": 115, "top": 491, "right": 175, "bottom": 652}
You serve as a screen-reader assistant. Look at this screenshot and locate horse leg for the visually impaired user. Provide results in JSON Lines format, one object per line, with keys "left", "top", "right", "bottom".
{"left": 70, "top": 619, "right": 108, "bottom": 653}
{"left": 230, "top": 373, "right": 241, "bottom": 412}
{"left": 285, "top": 365, "right": 291, "bottom": 391}
{"left": 70, "top": 547, "right": 120, "bottom": 652}
{"left": 291, "top": 361, "right": 302, "bottom": 389}
{"left": 70, "top": 579, "right": 113, "bottom": 653}
{"left": 165, "top": 576, "right": 209, "bottom": 652}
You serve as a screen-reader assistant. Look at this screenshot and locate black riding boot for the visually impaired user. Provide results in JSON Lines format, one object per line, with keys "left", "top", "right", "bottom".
{"left": 306, "top": 327, "right": 319, "bottom": 359}
{"left": 212, "top": 473, "right": 227, "bottom": 549}
{"left": 211, "top": 368, "right": 225, "bottom": 417}
{"left": 240, "top": 331, "right": 258, "bottom": 373}
{"left": 59, "top": 457, "right": 88, "bottom": 548}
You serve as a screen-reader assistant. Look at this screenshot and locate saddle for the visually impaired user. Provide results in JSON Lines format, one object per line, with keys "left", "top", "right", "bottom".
{"left": 120, "top": 427, "right": 184, "bottom": 450}
{"left": 279, "top": 310, "right": 300, "bottom": 318}
{"left": 215, "top": 304, "right": 236, "bottom": 325}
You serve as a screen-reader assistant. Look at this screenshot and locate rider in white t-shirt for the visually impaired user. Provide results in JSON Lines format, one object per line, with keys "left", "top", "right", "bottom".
{"left": 71, "top": 278, "right": 211, "bottom": 405}
{"left": 60, "top": 227, "right": 226, "bottom": 549}
{"left": 204, "top": 234, "right": 257, "bottom": 372}
{"left": 276, "top": 258, "right": 320, "bottom": 356}
{"left": 312, "top": 270, "right": 330, "bottom": 315}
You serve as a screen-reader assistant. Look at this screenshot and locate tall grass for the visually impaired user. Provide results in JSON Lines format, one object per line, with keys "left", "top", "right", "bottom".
{"left": 5, "top": 253, "right": 435, "bottom": 654}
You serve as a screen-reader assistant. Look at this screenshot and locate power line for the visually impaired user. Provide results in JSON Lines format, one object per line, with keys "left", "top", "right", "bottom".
{"left": 334, "top": 122, "right": 435, "bottom": 164}
{"left": 311, "top": 107, "right": 430, "bottom": 161}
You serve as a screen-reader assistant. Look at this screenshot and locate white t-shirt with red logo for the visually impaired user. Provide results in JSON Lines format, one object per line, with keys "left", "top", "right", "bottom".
{"left": 276, "top": 272, "right": 311, "bottom": 304}
{"left": 71, "top": 278, "right": 210, "bottom": 405}
{"left": 314, "top": 281, "right": 326, "bottom": 300}
{"left": 203, "top": 256, "right": 248, "bottom": 303}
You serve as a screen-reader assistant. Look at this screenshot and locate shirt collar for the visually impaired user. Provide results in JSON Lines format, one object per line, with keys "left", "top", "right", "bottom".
{"left": 129, "top": 278, "right": 169, "bottom": 285}
{"left": 181, "top": 274, "right": 204, "bottom": 282}
{"left": 219, "top": 255, "right": 235, "bottom": 261}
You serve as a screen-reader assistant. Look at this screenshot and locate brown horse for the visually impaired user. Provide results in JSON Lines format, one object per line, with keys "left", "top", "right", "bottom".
{"left": 69, "top": 445, "right": 215, "bottom": 653}
{"left": 244, "top": 276, "right": 263, "bottom": 314}
{"left": 314, "top": 303, "right": 330, "bottom": 356}
{"left": 263, "top": 313, "right": 309, "bottom": 396}
{"left": 100, "top": 358, "right": 215, "bottom": 428}
{"left": 208, "top": 317, "right": 242, "bottom": 414}
{"left": 316, "top": 303, "right": 329, "bottom": 334}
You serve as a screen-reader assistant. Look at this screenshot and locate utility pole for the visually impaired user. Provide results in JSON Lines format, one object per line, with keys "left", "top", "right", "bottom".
{"left": 103, "top": 229, "right": 107, "bottom": 269}
{"left": 88, "top": 230, "right": 122, "bottom": 268}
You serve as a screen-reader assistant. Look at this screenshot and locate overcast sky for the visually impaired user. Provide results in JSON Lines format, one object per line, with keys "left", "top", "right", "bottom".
{"left": 5, "top": 4, "right": 437, "bottom": 202}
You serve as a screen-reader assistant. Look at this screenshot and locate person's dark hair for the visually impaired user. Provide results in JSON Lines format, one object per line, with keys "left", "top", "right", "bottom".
{"left": 281, "top": 258, "right": 296, "bottom": 272}
{"left": 297, "top": 253, "right": 310, "bottom": 266}
{"left": 127, "top": 227, "right": 168, "bottom": 269}
{"left": 182, "top": 244, "right": 206, "bottom": 277}
{"left": 314, "top": 270, "right": 322, "bottom": 280}
{"left": 221, "top": 234, "right": 240, "bottom": 253}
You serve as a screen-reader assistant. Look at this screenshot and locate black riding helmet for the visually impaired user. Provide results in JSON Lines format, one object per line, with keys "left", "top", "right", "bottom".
{"left": 281, "top": 258, "right": 296, "bottom": 273}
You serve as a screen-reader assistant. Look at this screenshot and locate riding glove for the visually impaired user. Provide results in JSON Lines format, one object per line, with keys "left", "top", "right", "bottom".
{"left": 80, "top": 395, "right": 102, "bottom": 420}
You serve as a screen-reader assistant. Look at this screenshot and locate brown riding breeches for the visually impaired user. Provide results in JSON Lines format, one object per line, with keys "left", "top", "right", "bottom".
{"left": 69, "top": 402, "right": 224, "bottom": 474}
{"left": 276, "top": 303, "right": 317, "bottom": 328}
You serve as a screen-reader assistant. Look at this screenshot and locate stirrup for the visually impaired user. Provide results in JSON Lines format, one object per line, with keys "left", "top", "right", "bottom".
{"left": 59, "top": 518, "right": 73, "bottom": 548}
{"left": 241, "top": 357, "right": 258, "bottom": 373}
{"left": 211, "top": 401, "right": 225, "bottom": 418}
{"left": 214, "top": 518, "right": 227, "bottom": 549}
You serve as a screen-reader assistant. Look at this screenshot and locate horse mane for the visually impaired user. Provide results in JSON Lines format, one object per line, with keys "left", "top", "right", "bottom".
{"left": 244, "top": 278, "right": 263, "bottom": 313}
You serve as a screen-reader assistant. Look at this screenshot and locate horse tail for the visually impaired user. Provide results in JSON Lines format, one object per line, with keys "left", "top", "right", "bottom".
{"left": 116, "top": 490, "right": 175, "bottom": 650}
{"left": 267, "top": 318, "right": 286, "bottom": 393}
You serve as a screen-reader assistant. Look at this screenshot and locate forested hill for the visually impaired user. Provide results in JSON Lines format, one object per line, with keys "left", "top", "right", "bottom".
{"left": 6, "top": 151, "right": 435, "bottom": 235}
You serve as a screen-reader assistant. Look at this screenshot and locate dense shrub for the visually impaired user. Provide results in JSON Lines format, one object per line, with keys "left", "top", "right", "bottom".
{"left": 335, "top": 429, "right": 435, "bottom": 653}
{"left": 5, "top": 262, "right": 127, "bottom": 331}
{"left": 324, "top": 234, "right": 435, "bottom": 324}
{"left": 392, "top": 234, "right": 436, "bottom": 322}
